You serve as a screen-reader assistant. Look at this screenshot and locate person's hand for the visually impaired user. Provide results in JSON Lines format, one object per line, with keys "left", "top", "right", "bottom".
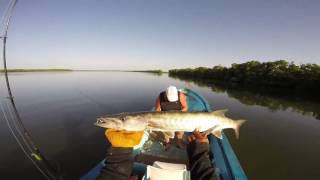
{"left": 105, "top": 129, "right": 144, "bottom": 148}
{"left": 188, "top": 129, "right": 209, "bottom": 144}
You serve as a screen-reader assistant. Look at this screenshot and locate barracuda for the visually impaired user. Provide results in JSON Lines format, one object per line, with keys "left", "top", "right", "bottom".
{"left": 94, "top": 110, "right": 246, "bottom": 139}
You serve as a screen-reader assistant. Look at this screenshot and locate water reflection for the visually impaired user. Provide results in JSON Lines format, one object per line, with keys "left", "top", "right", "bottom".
{"left": 1, "top": 72, "right": 319, "bottom": 179}
{"left": 169, "top": 75, "right": 320, "bottom": 120}
{"left": 0, "top": 71, "right": 187, "bottom": 179}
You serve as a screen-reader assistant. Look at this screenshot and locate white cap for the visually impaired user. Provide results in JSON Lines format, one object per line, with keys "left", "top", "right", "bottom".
{"left": 166, "top": 86, "right": 178, "bottom": 102}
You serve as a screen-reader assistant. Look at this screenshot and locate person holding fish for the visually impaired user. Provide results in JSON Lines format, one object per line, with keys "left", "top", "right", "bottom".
{"left": 155, "top": 86, "right": 188, "bottom": 150}
{"left": 96, "top": 129, "right": 219, "bottom": 180}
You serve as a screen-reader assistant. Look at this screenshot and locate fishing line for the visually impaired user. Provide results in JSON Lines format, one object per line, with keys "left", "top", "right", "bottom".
{"left": 5, "top": 99, "right": 34, "bottom": 153}
{"left": 1, "top": 0, "right": 63, "bottom": 179}
{"left": 5, "top": 100, "right": 61, "bottom": 180}
{"left": 75, "top": 88, "right": 108, "bottom": 112}
{"left": 0, "top": 101, "right": 51, "bottom": 179}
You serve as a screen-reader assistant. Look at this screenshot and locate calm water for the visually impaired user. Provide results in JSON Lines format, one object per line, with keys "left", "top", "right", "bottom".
{"left": 0, "top": 72, "right": 319, "bottom": 179}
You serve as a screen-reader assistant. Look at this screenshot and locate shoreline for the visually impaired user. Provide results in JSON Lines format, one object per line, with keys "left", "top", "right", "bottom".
{"left": 0, "top": 69, "right": 168, "bottom": 73}
{"left": 0, "top": 69, "right": 73, "bottom": 72}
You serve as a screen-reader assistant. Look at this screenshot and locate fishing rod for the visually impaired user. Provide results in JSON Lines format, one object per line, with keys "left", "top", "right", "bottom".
{"left": 0, "top": 0, "right": 63, "bottom": 179}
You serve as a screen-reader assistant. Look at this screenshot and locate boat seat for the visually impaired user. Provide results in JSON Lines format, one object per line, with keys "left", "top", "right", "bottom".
{"left": 153, "top": 161, "right": 187, "bottom": 170}
{"left": 143, "top": 161, "right": 190, "bottom": 180}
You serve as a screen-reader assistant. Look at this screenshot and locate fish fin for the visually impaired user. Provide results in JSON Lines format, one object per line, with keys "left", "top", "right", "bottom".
{"left": 234, "top": 119, "right": 247, "bottom": 139}
{"left": 148, "top": 120, "right": 163, "bottom": 130}
{"left": 163, "top": 131, "right": 175, "bottom": 138}
{"left": 211, "top": 109, "right": 228, "bottom": 117}
{"left": 212, "top": 129, "right": 223, "bottom": 139}
{"left": 203, "top": 125, "right": 218, "bottom": 135}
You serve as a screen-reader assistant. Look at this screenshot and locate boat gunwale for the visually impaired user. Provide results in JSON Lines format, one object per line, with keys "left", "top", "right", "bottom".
{"left": 186, "top": 88, "right": 247, "bottom": 180}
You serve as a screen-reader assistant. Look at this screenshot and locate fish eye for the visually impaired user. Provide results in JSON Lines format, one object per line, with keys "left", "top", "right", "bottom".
{"left": 98, "top": 119, "right": 104, "bottom": 124}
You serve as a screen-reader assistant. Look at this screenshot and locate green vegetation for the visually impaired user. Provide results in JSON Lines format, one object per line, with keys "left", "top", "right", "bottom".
{"left": 0, "top": 69, "right": 73, "bottom": 72}
{"left": 129, "top": 70, "right": 164, "bottom": 75}
{"left": 169, "top": 60, "right": 320, "bottom": 96}
{"left": 171, "top": 76, "right": 320, "bottom": 120}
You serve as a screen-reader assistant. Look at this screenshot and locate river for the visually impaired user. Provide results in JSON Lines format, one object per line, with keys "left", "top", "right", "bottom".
{"left": 0, "top": 71, "right": 319, "bottom": 179}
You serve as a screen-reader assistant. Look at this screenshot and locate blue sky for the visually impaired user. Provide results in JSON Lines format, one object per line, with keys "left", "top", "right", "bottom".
{"left": 2, "top": 0, "right": 320, "bottom": 70}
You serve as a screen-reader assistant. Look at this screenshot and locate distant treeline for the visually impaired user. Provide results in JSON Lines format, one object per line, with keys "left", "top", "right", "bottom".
{"left": 130, "top": 70, "right": 164, "bottom": 74}
{"left": 169, "top": 60, "right": 320, "bottom": 95}
{"left": 0, "top": 69, "right": 73, "bottom": 72}
{"left": 170, "top": 75, "right": 320, "bottom": 119}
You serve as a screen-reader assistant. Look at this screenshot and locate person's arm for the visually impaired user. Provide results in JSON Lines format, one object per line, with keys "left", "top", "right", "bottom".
{"left": 180, "top": 93, "right": 188, "bottom": 112}
{"left": 155, "top": 96, "right": 161, "bottom": 112}
{"left": 187, "top": 130, "right": 220, "bottom": 180}
{"left": 96, "top": 129, "right": 144, "bottom": 180}
{"left": 96, "top": 147, "right": 133, "bottom": 180}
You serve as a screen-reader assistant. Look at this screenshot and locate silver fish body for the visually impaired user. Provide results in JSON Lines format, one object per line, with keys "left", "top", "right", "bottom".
{"left": 95, "top": 110, "right": 246, "bottom": 139}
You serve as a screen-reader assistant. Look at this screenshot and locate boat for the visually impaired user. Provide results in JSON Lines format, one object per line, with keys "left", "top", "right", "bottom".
{"left": 80, "top": 88, "right": 247, "bottom": 180}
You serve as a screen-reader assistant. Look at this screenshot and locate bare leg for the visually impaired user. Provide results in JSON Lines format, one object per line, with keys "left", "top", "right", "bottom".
{"left": 175, "top": 131, "right": 186, "bottom": 149}
{"left": 163, "top": 132, "right": 174, "bottom": 151}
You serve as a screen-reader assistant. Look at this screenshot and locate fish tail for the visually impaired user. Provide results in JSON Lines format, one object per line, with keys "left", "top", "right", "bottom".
{"left": 234, "top": 119, "right": 247, "bottom": 139}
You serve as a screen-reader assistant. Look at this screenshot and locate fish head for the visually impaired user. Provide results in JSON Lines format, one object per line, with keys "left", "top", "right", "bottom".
{"left": 95, "top": 116, "right": 125, "bottom": 129}
{"left": 95, "top": 113, "right": 147, "bottom": 131}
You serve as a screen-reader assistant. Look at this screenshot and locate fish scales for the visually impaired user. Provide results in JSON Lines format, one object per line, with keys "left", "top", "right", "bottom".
{"left": 95, "top": 110, "right": 247, "bottom": 139}
{"left": 148, "top": 113, "right": 215, "bottom": 132}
